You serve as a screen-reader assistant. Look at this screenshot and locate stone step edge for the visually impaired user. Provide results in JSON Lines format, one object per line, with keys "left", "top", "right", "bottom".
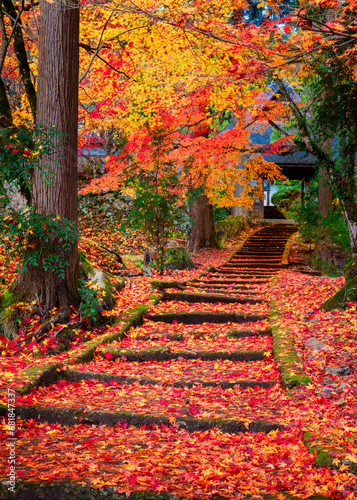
{"left": 303, "top": 431, "right": 357, "bottom": 476}
{"left": 0, "top": 404, "right": 283, "bottom": 435}
{"left": 61, "top": 369, "right": 277, "bottom": 390}
{"left": 162, "top": 291, "right": 265, "bottom": 304}
{"left": 0, "top": 481, "right": 333, "bottom": 500}
{"left": 194, "top": 279, "right": 266, "bottom": 284}
{"left": 147, "top": 312, "right": 267, "bottom": 324}
{"left": 200, "top": 273, "right": 270, "bottom": 286}
{"left": 214, "top": 264, "right": 287, "bottom": 269}
{"left": 185, "top": 287, "right": 261, "bottom": 295}
{"left": 135, "top": 327, "right": 271, "bottom": 340}
{"left": 270, "top": 298, "right": 311, "bottom": 389}
{"left": 99, "top": 346, "right": 267, "bottom": 362}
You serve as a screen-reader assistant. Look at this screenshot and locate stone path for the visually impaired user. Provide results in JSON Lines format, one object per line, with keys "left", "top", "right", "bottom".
{"left": 6, "top": 223, "right": 339, "bottom": 499}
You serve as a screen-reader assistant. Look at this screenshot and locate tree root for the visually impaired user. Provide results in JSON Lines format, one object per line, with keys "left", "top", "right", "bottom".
{"left": 34, "top": 309, "right": 69, "bottom": 340}
{"left": 98, "top": 244, "right": 127, "bottom": 268}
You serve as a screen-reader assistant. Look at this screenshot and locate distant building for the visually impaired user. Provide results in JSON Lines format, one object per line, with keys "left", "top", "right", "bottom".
{"left": 225, "top": 81, "right": 316, "bottom": 219}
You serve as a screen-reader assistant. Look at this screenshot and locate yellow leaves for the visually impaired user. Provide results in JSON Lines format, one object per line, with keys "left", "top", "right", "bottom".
{"left": 339, "top": 463, "right": 350, "bottom": 471}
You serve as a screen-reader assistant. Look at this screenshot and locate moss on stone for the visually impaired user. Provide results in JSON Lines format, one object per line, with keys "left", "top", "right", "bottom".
{"left": 148, "top": 293, "right": 163, "bottom": 305}
{"left": 0, "top": 289, "right": 25, "bottom": 339}
{"left": 281, "top": 233, "right": 295, "bottom": 266}
{"left": 73, "top": 341, "right": 100, "bottom": 364}
{"left": 79, "top": 251, "right": 116, "bottom": 311}
{"left": 321, "top": 275, "right": 357, "bottom": 311}
{"left": 164, "top": 247, "right": 197, "bottom": 270}
{"left": 151, "top": 280, "right": 186, "bottom": 290}
{"left": 270, "top": 300, "right": 311, "bottom": 388}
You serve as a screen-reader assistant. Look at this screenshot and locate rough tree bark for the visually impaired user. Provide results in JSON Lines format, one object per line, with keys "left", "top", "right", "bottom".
{"left": 5, "top": 0, "right": 80, "bottom": 320}
{"left": 318, "top": 167, "right": 333, "bottom": 217}
{"left": 188, "top": 194, "right": 220, "bottom": 254}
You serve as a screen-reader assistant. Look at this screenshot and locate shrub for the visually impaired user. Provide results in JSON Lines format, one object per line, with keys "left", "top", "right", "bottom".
{"left": 215, "top": 215, "right": 250, "bottom": 240}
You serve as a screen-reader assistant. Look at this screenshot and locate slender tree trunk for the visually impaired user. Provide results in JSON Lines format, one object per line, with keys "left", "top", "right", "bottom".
{"left": 2, "top": 0, "right": 37, "bottom": 120}
{"left": 7, "top": 0, "right": 80, "bottom": 315}
{"left": 318, "top": 135, "right": 333, "bottom": 217}
{"left": 188, "top": 194, "right": 220, "bottom": 254}
{"left": 318, "top": 168, "right": 334, "bottom": 216}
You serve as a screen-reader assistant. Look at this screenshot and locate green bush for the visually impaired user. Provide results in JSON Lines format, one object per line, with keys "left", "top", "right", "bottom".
{"left": 215, "top": 215, "right": 249, "bottom": 240}
{"left": 298, "top": 193, "right": 350, "bottom": 253}
{"left": 271, "top": 187, "right": 301, "bottom": 218}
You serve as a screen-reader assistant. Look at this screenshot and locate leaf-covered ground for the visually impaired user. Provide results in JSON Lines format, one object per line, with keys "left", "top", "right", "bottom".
{"left": 1, "top": 225, "right": 357, "bottom": 499}
{"left": 1, "top": 421, "right": 354, "bottom": 499}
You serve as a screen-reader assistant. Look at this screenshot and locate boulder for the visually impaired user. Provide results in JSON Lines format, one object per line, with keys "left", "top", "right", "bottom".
{"left": 164, "top": 247, "right": 198, "bottom": 270}
{"left": 304, "top": 337, "right": 333, "bottom": 352}
{"left": 79, "top": 252, "right": 116, "bottom": 311}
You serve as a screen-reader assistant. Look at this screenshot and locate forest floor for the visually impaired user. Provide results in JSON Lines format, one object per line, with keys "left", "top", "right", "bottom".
{"left": 0, "top": 223, "right": 356, "bottom": 500}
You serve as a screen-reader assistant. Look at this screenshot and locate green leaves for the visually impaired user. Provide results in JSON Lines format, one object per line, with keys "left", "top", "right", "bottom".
{"left": 0, "top": 209, "right": 79, "bottom": 279}
{"left": 0, "top": 125, "right": 64, "bottom": 206}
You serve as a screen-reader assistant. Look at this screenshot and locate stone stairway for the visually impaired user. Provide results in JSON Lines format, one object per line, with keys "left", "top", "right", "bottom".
{"left": 8, "top": 223, "right": 333, "bottom": 499}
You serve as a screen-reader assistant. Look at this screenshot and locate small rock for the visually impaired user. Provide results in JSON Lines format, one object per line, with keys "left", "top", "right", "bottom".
{"left": 339, "top": 364, "right": 351, "bottom": 376}
{"left": 327, "top": 314, "right": 334, "bottom": 319}
{"left": 144, "top": 250, "right": 151, "bottom": 265}
{"left": 323, "top": 377, "right": 337, "bottom": 386}
{"left": 325, "top": 365, "right": 350, "bottom": 376}
{"left": 305, "top": 337, "right": 333, "bottom": 352}
{"left": 336, "top": 398, "right": 346, "bottom": 406}
{"left": 141, "top": 265, "right": 153, "bottom": 276}
{"left": 339, "top": 383, "right": 347, "bottom": 390}
{"left": 319, "top": 387, "right": 337, "bottom": 396}
{"left": 325, "top": 366, "right": 340, "bottom": 375}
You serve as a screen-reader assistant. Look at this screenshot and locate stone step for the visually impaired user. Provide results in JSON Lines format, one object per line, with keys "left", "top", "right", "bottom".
{"left": 204, "top": 268, "right": 277, "bottom": 275}
{"left": 208, "top": 277, "right": 270, "bottom": 283}
{"left": 11, "top": 405, "right": 283, "bottom": 434}
{"left": 221, "top": 260, "right": 282, "bottom": 266}
{"left": 240, "top": 244, "right": 286, "bottom": 248}
{"left": 100, "top": 345, "right": 267, "bottom": 362}
{"left": 241, "top": 246, "right": 285, "bottom": 250}
{"left": 186, "top": 285, "right": 260, "bottom": 295}
{"left": 147, "top": 311, "right": 266, "bottom": 324}
{"left": 210, "top": 263, "right": 282, "bottom": 274}
{"left": 194, "top": 279, "right": 264, "bottom": 286}
{"left": 62, "top": 369, "right": 277, "bottom": 390}
{"left": 227, "top": 328, "right": 272, "bottom": 338}
{"left": 215, "top": 263, "right": 283, "bottom": 269}
{"left": 233, "top": 251, "right": 283, "bottom": 256}
{"left": 163, "top": 292, "right": 265, "bottom": 304}
{"left": 226, "top": 256, "right": 282, "bottom": 261}
{"left": 218, "top": 270, "right": 277, "bottom": 275}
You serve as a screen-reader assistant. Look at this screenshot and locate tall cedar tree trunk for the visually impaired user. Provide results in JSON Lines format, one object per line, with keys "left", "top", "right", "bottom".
{"left": 8, "top": 0, "right": 80, "bottom": 313}
{"left": 188, "top": 194, "right": 220, "bottom": 254}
